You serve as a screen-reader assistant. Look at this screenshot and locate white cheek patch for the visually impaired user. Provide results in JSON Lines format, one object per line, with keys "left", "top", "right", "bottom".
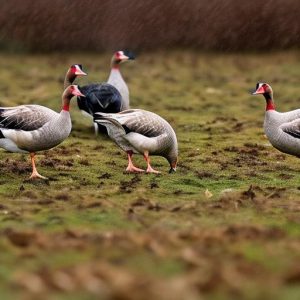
{"left": 75, "top": 65, "right": 81, "bottom": 72}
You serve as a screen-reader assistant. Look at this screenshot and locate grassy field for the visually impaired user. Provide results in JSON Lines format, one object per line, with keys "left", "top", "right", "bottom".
{"left": 0, "top": 50, "right": 300, "bottom": 300}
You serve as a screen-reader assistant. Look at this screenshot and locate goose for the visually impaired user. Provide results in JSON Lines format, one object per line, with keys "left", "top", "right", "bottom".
{"left": 76, "top": 51, "right": 135, "bottom": 134}
{"left": 0, "top": 85, "right": 85, "bottom": 179}
{"left": 252, "top": 82, "right": 300, "bottom": 157}
{"left": 94, "top": 109, "right": 178, "bottom": 173}
{"left": 106, "top": 50, "right": 135, "bottom": 111}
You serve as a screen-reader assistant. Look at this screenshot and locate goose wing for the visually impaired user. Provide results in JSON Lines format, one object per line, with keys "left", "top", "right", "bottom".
{"left": 0, "top": 105, "right": 57, "bottom": 131}
{"left": 78, "top": 83, "right": 122, "bottom": 115}
{"left": 95, "top": 109, "right": 165, "bottom": 137}
{"left": 280, "top": 118, "right": 300, "bottom": 139}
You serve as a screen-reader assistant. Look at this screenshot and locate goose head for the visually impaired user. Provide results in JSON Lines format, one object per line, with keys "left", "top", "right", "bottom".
{"left": 65, "top": 64, "right": 87, "bottom": 85}
{"left": 252, "top": 82, "right": 275, "bottom": 110}
{"left": 62, "top": 85, "right": 85, "bottom": 111}
{"left": 63, "top": 85, "right": 85, "bottom": 99}
{"left": 112, "top": 50, "right": 135, "bottom": 66}
{"left": 167, "top": 154, "right": 178, "bottom": 173}
{"left": 252, "top": 82, "right": 273, "bottom": 98}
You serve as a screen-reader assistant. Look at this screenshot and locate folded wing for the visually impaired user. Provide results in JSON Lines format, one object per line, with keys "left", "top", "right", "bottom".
{"left": 280, "top": 118, "right": 300, "bottom": 139}
{"left": 0, "top": 105, "right": 57, "bottom": 131}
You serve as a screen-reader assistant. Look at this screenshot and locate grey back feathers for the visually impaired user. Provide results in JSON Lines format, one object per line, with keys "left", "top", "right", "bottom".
{"left": 0, "top": 105, "right": 57, "bottom": 131}
{"left": 94, "top": 109, "right": 178, "bottom": 161}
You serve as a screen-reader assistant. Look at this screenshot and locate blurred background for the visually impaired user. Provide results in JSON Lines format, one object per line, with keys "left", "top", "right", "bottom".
{"left": 1, "top": 0, "right": 300, "bottom": 52}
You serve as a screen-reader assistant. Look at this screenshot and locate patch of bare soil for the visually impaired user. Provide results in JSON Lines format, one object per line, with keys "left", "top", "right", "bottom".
{"left": 205, "top": 185, "right": 296, "bottom": 213}
{"left": 0, "top": 158, "right": 31, "bottom": 175}
{"left": 119, "top": 175, "right": 142, "bottom": 193}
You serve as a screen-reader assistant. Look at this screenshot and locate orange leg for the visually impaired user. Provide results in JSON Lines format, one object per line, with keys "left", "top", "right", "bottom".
{"left": 126, "top": 151, "right": 144, "bottom": 173}
{"left": 144, "top": 151, "right": 160, "bottom": 174}
{"left": 29, "top": 153, "right": 47, "bottom": 180}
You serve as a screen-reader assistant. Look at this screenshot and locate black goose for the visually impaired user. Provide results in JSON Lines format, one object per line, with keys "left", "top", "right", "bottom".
{"left": 67, "top": 51, "right": 134, "bottom": 134}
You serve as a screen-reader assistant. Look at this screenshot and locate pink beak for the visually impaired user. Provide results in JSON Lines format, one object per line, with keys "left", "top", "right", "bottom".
{"left": 119, "top": 54, "right": 129, "bottom": 61}
{"left": 75, "top": 69, "right": 87, "bottom": 76}
{"left": 72, "top": 85, "right": 85, "bottom": 97}
{"left": 252, "top": 86, "right": 265, "bottom": 95}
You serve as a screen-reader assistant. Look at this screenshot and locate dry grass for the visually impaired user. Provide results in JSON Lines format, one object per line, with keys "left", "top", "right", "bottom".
{"left": 0, "top": 0, "right": 300, "bottom": 51}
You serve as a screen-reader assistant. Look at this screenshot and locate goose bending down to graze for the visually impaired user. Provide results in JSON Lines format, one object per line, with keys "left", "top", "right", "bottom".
{"left": 94, "top": 109, "right": 178, "bottom": 173}
{"left": 0, "top": 85, "right": 85, "bottom": 179}
{"left": 252, "top": 82, "right": 300, "bottom": 157}
{"left": 75, "top": 51, "right": 135, "bottom": 134}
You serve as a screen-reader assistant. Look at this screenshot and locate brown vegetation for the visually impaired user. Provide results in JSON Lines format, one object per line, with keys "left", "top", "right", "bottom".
{"left": 0, "top": 0, "right": 300, "bottom": 51}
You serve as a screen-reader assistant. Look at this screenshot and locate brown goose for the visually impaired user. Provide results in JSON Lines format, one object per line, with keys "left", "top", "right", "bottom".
{"left": 0, "top": 85, "right": 85, "bottom": 179}
{"left": 252, "top": 82, "right": 300, "bottom": 157}
{"left": 94, "top": 109, "right": 178, "bottom": 173}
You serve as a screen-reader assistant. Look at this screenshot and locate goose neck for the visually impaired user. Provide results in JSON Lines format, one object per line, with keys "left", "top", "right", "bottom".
{"left": 111, "top": 63, "right": 120, "bottom": 71}
{"left": 64, "top": 71, "right": 76, "bottom": 89}
{"left": 61, "top": 95, "right": 72, "bottom": 112}
{"left": 264, "top": 93, "right": 275, "bottom": 111}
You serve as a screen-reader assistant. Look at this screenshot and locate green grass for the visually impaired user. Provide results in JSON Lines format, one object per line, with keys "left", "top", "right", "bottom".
{"left": 0, "top": 50, "right": 300, "bottom": 299}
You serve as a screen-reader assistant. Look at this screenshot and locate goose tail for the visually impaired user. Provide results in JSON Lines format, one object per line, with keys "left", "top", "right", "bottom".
{"left": 93, "top": 113, "right": 126, "bottom": 136}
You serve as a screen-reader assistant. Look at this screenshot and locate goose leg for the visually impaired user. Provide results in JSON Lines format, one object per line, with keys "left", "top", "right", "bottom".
{"left": 94, "top": 122, "right": 99, "bottom": 136}
{"left": 126, "top": 151, "right": 144, "bottom": 173}
{"left": 29, "top": 153, "right": 48, "bottom": 180}
{"left": 144, "top": 151, "right": 161, "bottom": 174}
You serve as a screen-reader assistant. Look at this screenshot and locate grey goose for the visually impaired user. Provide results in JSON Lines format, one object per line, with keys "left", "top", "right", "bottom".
{"left": 253, "top": 82, "right": 300, "bottom": 158}
{"left": 0, "top": 85, "right": 85, "bottom": 179}
{"left": 94, "top": 109, "right": 178, "bottom": 173}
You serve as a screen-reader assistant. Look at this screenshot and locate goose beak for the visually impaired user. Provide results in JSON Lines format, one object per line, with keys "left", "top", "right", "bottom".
{"left": 169, "top": 167, "right": 176, "bottom": 173}
{"left": 74, "top": 66, "right": 87, "bottom": 76}
{"left": 119, "top": 54, "right": 130, "bottom": 61}
{"left": 75, "top": 69, "right": 87, "bottom": 76}
{"left": 252, "top": 85, "right": 265, "bottom": 95}
{"left": 120, "top": 52, "right": 135, "bottom": 61}
{"left": 72, "top": 86, "right": 85, "bottom": 97}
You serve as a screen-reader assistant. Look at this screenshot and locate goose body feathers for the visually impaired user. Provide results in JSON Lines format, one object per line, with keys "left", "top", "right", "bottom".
{"left": 107, "top": 68, "right": 129, "bottom": 111}
{"left": 264, "top": 109, "right": 300, "bottom": 157}
{"left": 77, "top": 83, "right": 122, "bottom": 116}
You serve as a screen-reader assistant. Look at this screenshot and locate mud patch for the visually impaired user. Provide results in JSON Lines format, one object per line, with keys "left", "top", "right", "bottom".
{"left": 119, "top": 175, "right": 142, "bottom": 193}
